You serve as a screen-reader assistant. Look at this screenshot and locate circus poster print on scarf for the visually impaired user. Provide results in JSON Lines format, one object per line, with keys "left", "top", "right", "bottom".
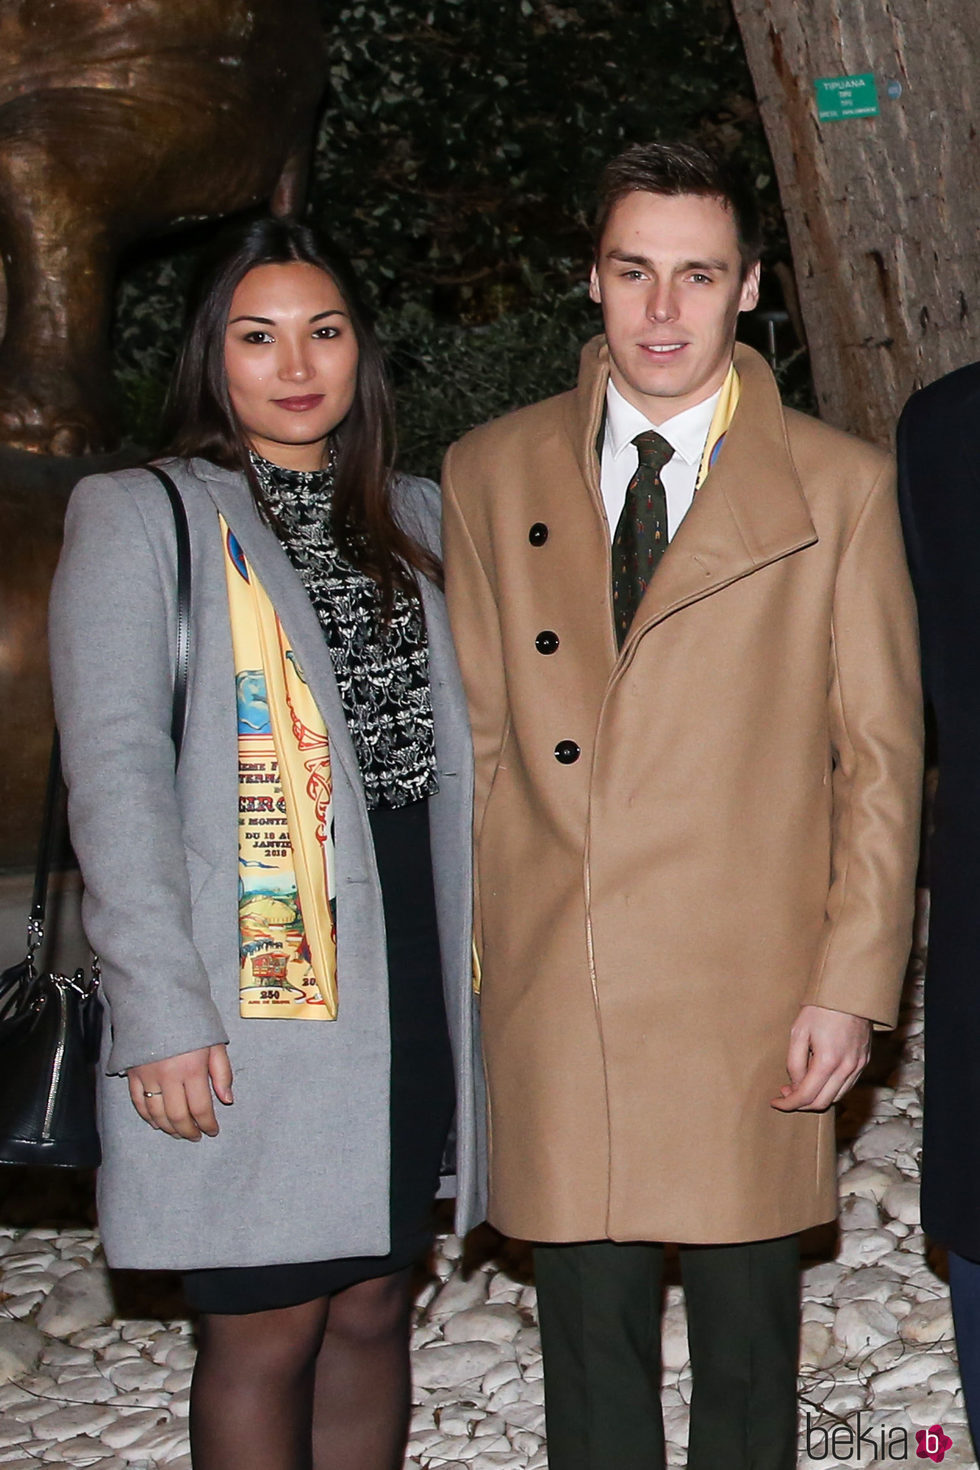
{"left": 221, "top": 517, "right": 339, "bottom": 1020}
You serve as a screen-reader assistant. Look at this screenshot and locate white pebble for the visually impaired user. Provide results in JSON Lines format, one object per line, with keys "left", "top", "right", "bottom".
{"left": 837, "top": 1160, "right": 904, "bottom": 1202}
{"left": 443, "top": 1305, "right": 523, "bottom": 1345}
{"left": 482, "top": 1360, "right": 522, "bottom": 1395}
{"left": 30, "top": 1403, "right": 116, "bottom": 1441}
{"left": 836, "top": 1228, "right": 896, "bottom": 1268}
{"left": 428, "top": 1273, "right": 490, "bottom": 1321}
{"left": 36, "top": 1268, "right": 115, "bottom": 1338}
{"left": 70, "top": 1328, "right": 119, "bottom": 1351}
{"left": 882, "top": 1181, "right": 921, "bottom": 1226}
{"left": 119, "top": 1321, "right": 161, "bottom": 1345}
{"left": 412, "top": 1341, "right": 508, "bottom": 1391}
{"left": 863, "top": 1338, "right": 906, "bottom": 1373}
{"left": 119, "top": 1423, "right": 188, "bottom": 1460}
{"left": 834, "top": 1301, "right": 899, "bottom": 1360}
{"left": 100, "top": 1342, "right": 142, "bottom": 1363}
{"left": 55, "top": 1371, "right": 117, "bottom": 1403}
{"left": 906, "top": 1391, "right": 955, "bottom": 1426}
{"left": 3, "top": 1290, "right": 44, "bottom": 1319}
{"left": 900, "top": 1299, "right": 954, "bottom": 1345}
{"left": 0, "top": 1385, "right": 35, "bottom": 1410}
{"left": 660, "top": 1306, "right": 690, "bottom": 1371}
{"left": 851, "top": 1118, "right": 919, "bottom": 1165}
{"left": 834, "top": 1266, "right": 903, "bottom": 1305}
{"left": 170, "top": 1388, "right": 191, "bottom": 1419}
{"left": 147, "top": 1332, "right": 186, "bottom": 1367}
{"left": 487, "top": 1276, "right": 522, "bottom": 1304}
{"left": 101, "top": 1411, "right": 172, "bottom": 1451}
{"left": 0, "top": 1424, "right": 32, "bottom": 1451}
{"left": 40, "top": 1433, "right": 114, "bottom": 1463}
{"left": 38, "top": 1341, "right": 93, "bottom": 1369}
{"left": 499, "top": 1401, "right": 547, "bottom": 1433}
{"left": 108, "top": 1358, "right": 171, "bottom": 1393}
{"left": 488, "top": 1377, "right": 525, "bottom": 1410}
{"left": 471, "top": 1412, "right": 508, "bottom": 1438}
{"left": 799, "top": 1320, "right": 833, "bottom": 1369}
{"left": 839, "top": 1194, "right": 880, "bottom": 1230}
{"left": 802, "top": 1261, "right": 848, "bottom": 1298}
{"left": 0, "top": 1321, "right": 45, "bottom": 1379}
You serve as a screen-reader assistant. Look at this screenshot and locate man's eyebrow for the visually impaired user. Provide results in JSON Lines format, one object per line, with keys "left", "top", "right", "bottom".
{"left": 605, "top": 250, "right": 731, "bottom": 273}
{"left": 227, "top": 309, "right": 350, "bottom": 325}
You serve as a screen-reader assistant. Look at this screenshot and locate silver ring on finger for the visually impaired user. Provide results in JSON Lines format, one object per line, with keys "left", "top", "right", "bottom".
{"left": 142, "top": 1090, "right": 164, "bottom": 1098}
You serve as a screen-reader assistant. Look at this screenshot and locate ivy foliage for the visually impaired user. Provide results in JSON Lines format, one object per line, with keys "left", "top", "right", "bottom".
{"left": 113, "top": 0, "right": 800, "bottom": 476}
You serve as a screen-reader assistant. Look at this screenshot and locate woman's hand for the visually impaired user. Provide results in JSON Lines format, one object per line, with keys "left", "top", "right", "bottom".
{"left": 127, "top": 1045, "right": 234, "bottom": 1140}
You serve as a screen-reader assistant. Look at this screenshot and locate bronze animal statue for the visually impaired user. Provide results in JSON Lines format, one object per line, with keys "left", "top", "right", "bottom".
{"left": 0, "top": 0, "right": 325, "bottom": 456}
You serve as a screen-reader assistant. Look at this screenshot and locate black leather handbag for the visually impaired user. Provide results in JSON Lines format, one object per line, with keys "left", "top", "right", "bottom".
{"left": 0, "top": 465, "right": 191, "bottom": 1168}
{"left": 0, "top": 731, "right": 103, "bottom": 1166}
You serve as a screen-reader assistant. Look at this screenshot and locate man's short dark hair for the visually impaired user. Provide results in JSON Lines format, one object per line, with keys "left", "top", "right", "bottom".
{"left": 594, "top": 141, "right": 763, "bottom": 277}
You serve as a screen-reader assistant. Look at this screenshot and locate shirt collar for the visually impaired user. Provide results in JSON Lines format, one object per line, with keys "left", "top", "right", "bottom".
{"left": 604, "top": 378, "right": 724, "bottom": 468}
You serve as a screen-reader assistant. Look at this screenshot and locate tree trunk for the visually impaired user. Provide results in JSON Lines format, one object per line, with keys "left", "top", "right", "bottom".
{"left": 730, "top": 0, "right": 980, "bottom": 446}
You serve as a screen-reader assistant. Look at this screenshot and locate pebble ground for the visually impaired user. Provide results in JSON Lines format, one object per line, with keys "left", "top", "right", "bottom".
{"left": 0, "top": 892, "right": 974, "bottom": 1468}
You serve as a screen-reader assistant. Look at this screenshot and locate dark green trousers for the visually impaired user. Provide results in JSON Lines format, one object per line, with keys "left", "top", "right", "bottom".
{"left": 533, "top": 1235, "right": 800, "bottom": 1470}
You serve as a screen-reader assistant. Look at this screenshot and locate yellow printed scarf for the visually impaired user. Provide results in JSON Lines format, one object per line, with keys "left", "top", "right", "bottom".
{"left": 696, "top": 362, "right": 740, "bottom": 491}
{"left": 221, "top": 516, "right": 338, "bottom": 1020}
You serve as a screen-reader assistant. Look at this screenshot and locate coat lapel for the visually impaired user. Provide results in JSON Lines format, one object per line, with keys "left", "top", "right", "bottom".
{"left": 566, "top": 339, "right": 818, "bottom": 653}
{"left": 193, "top": 461, "right": 364, "bottom": 793}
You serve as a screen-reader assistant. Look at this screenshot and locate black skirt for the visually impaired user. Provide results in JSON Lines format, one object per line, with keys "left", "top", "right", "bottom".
{"left": 182, "top": 798, "right": 455, "bottom": 1315}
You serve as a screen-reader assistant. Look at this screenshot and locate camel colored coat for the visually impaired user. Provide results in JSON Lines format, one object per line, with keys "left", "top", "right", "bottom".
{"left": 442, "top": 339, "right": 922, "bottom": 1245}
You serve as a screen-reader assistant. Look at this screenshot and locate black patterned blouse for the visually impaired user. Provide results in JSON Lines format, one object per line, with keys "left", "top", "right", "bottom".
{"left": 251, "top": 451, "right": 439, "bottom": 811}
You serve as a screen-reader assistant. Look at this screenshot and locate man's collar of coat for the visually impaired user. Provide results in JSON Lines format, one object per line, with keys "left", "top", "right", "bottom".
{"left": 566, "top": 334, "right": 817, "bottom": 568}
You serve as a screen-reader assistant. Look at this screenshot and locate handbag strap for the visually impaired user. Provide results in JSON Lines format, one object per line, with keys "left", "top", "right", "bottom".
{"left": 145, "top": 465, "right": 192, "bottom": 765}
{"left": 31, "top": 467, "right": 194, "bottom": 946}
{"left": 27, "top": 729, "right": 65, "bottom": 957}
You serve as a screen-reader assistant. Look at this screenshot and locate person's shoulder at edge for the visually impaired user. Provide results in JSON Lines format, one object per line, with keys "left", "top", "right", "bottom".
{"left": 65, "top": 456, "right": 224, "bottom": 514}
{"left": 446, "top": 381, "right": 578, "bottom": 471}
{"left": 899, "top": 358, "right": 980, "bottom": 437}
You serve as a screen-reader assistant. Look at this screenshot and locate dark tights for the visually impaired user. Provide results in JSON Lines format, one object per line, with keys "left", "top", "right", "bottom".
{"left": 188, "top": 1267, "right": 414, "bottom": 1470}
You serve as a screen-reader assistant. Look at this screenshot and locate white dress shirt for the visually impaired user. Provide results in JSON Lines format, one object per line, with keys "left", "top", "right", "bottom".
{"left": 599, "top": 380, "right": 722, "bottom": 543}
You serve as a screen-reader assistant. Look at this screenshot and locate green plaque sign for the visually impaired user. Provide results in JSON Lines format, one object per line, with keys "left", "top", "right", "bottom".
{"left": 814, "top": 73, "right": 880, "bottom": 121}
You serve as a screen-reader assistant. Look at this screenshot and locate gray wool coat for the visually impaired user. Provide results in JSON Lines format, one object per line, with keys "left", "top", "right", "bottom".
{"left": 48, "top": 457, "right": 487, "bottom": 1271}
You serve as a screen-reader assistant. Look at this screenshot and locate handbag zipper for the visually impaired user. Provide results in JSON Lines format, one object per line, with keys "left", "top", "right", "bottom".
{"left": 41, "top": 982, "right": 69, "bottom": 1142}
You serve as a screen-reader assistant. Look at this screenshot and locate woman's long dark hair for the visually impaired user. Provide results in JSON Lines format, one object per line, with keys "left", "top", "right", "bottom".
{"left": 163, "top": 214, "right": 441, "bottom": 609}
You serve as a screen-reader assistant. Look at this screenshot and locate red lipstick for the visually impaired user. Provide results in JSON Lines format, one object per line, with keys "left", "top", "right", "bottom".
{"left": 273, "top": 394, "right": 325, "bottom": 412}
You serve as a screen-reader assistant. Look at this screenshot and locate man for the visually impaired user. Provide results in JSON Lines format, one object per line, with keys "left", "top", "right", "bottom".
{"left": 442, "top": 142, "right": 922, "bottom": 1470}
{"left": 898, "top": 368, "right": 980, "bottom": 1456}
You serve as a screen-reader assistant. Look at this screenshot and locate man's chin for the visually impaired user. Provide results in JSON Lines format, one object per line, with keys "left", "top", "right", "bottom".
{"left": 618, "top": 373, "right": 688, "bottom": 409}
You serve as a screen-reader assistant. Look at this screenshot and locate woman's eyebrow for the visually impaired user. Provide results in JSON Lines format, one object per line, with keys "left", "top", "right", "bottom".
{"left": 228, "top": 309, "right": 350, "bottom": 325}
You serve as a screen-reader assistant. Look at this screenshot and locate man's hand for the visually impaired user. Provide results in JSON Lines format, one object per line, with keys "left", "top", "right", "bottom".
{"left": 770, "top": 1005, "right": 871, "bottom": 1113}
{"left": 127, "top": 1044, "right": 234, "bottom": 1140}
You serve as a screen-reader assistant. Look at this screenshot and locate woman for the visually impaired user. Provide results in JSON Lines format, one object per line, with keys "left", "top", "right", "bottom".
{"left": 49, "top": 216, "right": 486, "bottom": 1470}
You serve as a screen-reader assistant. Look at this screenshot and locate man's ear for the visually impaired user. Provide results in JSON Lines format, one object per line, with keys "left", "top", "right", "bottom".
{"left": 738, "top": 260, "right": 761, "bottom": 314}
{"left": 589, "top": 263, "right": 601, "bottom": 304}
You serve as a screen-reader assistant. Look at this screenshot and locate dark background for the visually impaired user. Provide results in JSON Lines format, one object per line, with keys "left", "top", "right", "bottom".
{"left": 113, "top": 0, "right": 810, "bottom": 478}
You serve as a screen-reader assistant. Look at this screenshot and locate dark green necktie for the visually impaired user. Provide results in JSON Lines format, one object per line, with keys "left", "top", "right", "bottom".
{"left": 611, "top": 429, "right": 674, "bottom": 648}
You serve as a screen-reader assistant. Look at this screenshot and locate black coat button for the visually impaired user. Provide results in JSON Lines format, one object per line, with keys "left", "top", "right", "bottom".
{"left": 554, "top": 740, "right": 581, "bottom": 764}
{"left": 535, "top": 630, "right": 559, "bottom": 655}
{"left": 529, "top": 522, "right": 549, "bottom": 545}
